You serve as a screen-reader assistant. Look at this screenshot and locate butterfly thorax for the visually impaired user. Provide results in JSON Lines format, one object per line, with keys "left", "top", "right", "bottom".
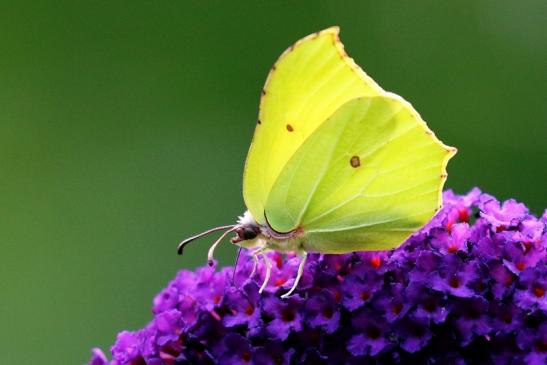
{"left": 231, "top": 210, "right": 305, "bottom": 253}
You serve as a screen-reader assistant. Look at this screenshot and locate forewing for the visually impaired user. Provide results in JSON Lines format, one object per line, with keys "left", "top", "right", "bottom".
{"left": 265, "top": 95, "right": 456, "bottom": 253}
{"left": 243, "top": 27, "right": 383, "bottom": 224}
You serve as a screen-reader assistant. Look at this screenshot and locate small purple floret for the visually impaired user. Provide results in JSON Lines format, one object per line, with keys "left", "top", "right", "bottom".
{"left": 88, "top": 189, "right": 547, "bottom": 364}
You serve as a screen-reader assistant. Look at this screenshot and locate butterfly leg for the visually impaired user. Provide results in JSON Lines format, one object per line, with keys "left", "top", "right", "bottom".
{"left": 281, "top": 250, "right": 307, "bottom": 299}
{"left": 258, "top": 252, "right": 272, "bottom": 294}
{"left": 249, "top": 250, "right": 260, "bottom": 278}
{"left": 248, "top": 247, "right": 266, "bottom": 278}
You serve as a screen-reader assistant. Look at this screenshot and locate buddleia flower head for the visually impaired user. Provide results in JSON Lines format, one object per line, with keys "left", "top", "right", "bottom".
{"left": 88, "top": 189, "right": 547, "bottom": 365}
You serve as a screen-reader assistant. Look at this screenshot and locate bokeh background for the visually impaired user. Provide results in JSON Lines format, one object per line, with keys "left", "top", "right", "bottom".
{"left": 1, "top": 1, "right": 546, "bottom": 364}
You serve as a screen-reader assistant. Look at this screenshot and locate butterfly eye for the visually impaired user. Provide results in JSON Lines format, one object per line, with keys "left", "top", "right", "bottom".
{"left": 243, "top": 228, "right": 258, "bottom": 240}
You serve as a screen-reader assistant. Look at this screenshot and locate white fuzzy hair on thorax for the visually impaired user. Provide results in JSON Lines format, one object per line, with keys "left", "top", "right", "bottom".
{"left": 237, "top": 210, "right": 257, "bottom": 226}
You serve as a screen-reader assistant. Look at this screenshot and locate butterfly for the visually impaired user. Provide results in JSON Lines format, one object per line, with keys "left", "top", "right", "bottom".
{"left": 178, "top": 27, "right": 456, "bottom": 298}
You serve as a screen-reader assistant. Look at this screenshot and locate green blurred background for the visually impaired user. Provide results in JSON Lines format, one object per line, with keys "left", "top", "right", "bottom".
{"left": 1, "top": 1, "right": 545, "bottom": 363}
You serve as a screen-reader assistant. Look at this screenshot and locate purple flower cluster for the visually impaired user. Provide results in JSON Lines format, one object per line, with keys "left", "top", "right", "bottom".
{"left": 89, "top": 189, "right": 547, "bottom": 365}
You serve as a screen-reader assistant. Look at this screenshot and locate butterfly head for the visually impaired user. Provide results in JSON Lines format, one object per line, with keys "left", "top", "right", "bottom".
{"left": 177, "top": 211, "right": 264, "bottom": 258}
{"left": 231, "top": 211, "right": 263, "bottom": 248}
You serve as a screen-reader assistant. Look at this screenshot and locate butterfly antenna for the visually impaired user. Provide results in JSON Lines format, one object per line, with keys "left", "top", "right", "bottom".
{"left": 177, "top": 225, "right": 236, "bottom": 255}
{"left": 207, "top": 227, "right": 237, "bottom": 266}
{"left": 232, "top": 245, "right": 243, "bottom": 286}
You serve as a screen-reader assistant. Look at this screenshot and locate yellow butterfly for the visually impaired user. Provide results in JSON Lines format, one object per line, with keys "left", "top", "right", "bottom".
{"left": 179, "top": 27, "right": 456, "bottom": 298}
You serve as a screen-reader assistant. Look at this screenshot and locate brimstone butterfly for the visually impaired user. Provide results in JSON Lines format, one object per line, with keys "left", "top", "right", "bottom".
{"left": 178, "top": 27, "right": 456, "bottom": 298}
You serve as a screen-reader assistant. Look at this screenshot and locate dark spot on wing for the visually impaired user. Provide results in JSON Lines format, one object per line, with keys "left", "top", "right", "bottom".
{"left": 350, "top": 156, "right": 361, "bottom": 168}
{"left": 261, "top": 89, "right": 266, "bottom": 96}
{"left": 286, "top": 124, "right": 294, "bottom": 132}
{"left": 257, "top": 119, "right": 262, "bottom": 125}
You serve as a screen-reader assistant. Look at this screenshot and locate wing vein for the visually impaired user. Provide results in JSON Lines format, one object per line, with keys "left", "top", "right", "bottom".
{"left": 308, "top": 208, "right": 435, "bottom": 233}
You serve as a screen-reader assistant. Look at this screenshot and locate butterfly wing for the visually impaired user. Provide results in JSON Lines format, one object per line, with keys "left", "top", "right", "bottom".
{"left": 243, "top": 27, "right": 383, "bottom": 224}
{"left": 264, "top": 95, "right": 456, "bottom": 252}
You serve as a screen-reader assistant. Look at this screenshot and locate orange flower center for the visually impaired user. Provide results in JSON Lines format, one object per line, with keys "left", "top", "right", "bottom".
{"left": 281, "top": 308, "right": 295, "bottom": 322}
{"left": 392, "top": 302, "right": 403, "bottom": 315}
{"left": 449, "top": 277, "right": 461, "bottom": 288}
{"left": 370, "top": 257, "right": 381, "bottom": 269}
{"left": 496, "top": 225, "right": 507, "bottom": 233}
{"left": 213, "top": 295, "right": 221, "bottom": 305}
{"left": 241, "top": 351, "right": 252, "bottom": 362}
{"left": 458, "top": 209, "right": 469, "bottom": 222}
{"left": 323, "top": 308, "right": 334, "bottom": 319}
{"left": 244, "top": 304, "right": 255, "bottom": 316}
{"left": 273, "top": 255, "right": 283, "bottom": 269}
{"left": 533, "top": 286, "right": 545, "bottom": 298}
